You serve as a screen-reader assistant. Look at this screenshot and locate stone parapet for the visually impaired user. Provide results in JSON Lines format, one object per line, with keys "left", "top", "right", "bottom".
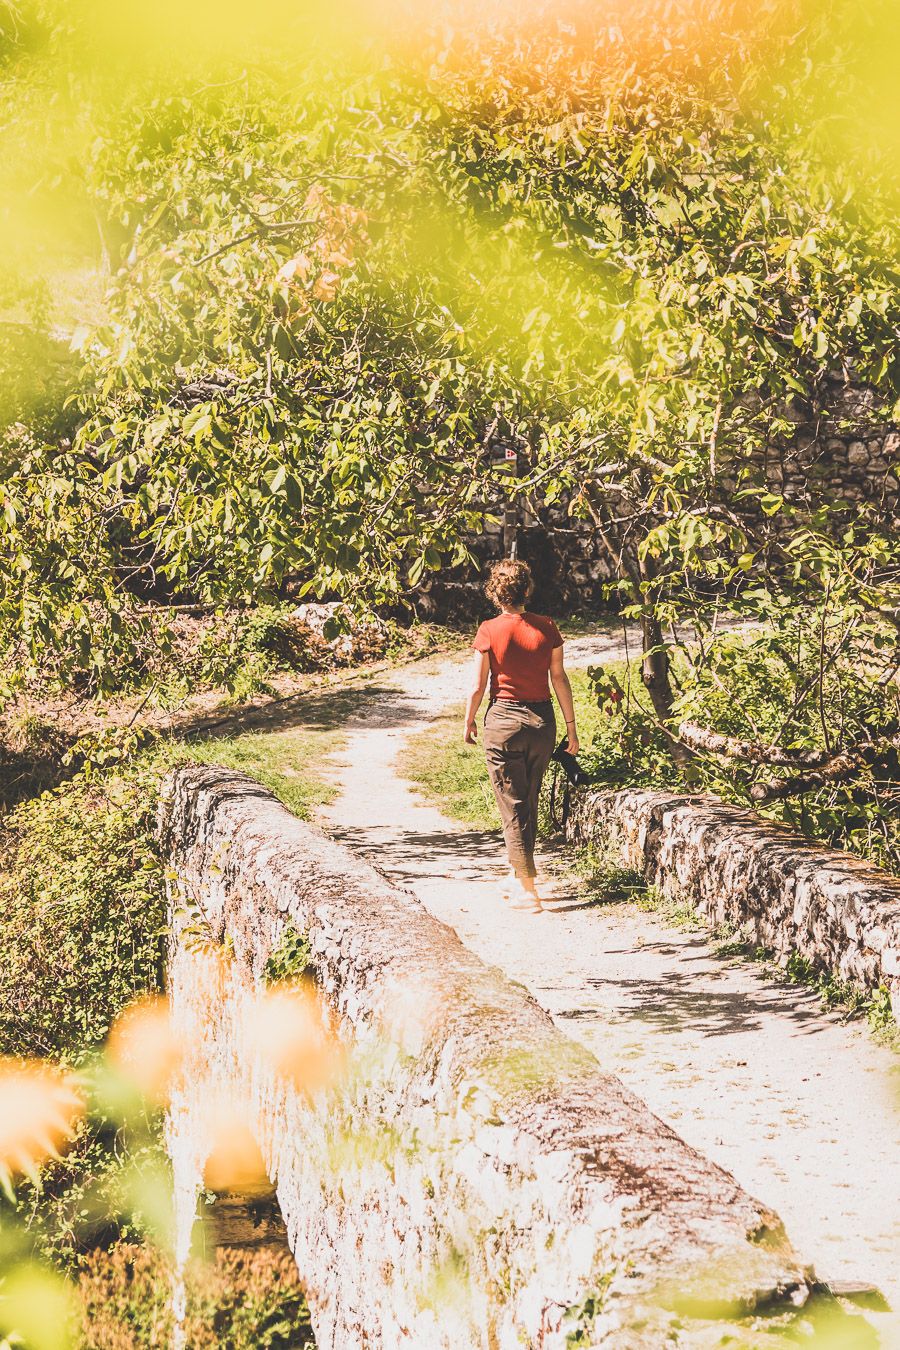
{"left": 157, "top": 765, "right": 838, "bottom": 1349}
{"left": 558, "top": 783, "right": 900, "bottom": 1019}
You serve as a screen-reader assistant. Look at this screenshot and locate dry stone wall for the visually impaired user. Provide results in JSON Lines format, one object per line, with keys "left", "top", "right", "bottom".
{"left": 160, "top": 765, "right": 833, "bottom": 1350}
{"left": 555, "top": 780, "right": 900, "bottom": 1018}
{"left": 757, "top": 378, "right": 899, "bottom": 516}
{"left": 414, "top": 379, "right": 899, "bottom": 616}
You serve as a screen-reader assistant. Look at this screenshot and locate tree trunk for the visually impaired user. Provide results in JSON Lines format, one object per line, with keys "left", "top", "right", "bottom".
{"left": 636, "top": 547, "right": 697, "bottom": 775}
{"left": 640, "top": 610, "right": 674, "bottom": 720}
{"left": 581, "top": 483, "right": 695, "bottom": 776}
{"left": 640, "top": 611, "right": 696, "bottom": 773}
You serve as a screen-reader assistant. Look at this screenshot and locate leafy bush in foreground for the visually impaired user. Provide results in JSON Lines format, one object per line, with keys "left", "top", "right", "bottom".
{"left": 0, "top": 712, "right": 343, "bottom": 1066}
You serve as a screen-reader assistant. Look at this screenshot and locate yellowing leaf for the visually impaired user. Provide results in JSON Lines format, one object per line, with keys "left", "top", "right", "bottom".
{"left": 0, "top": 1265, "right": 77, "bottom": 1350}
{"left": 107, "top": 997, "right": 183, "bottom": 1106}
{"left": 312, "top": 270, "right": 342, "bottom": 302}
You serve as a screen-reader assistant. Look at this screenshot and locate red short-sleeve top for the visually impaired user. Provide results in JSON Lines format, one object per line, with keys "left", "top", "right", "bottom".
{"left": 472, "top": 612, "right": 564, "bottom": 703}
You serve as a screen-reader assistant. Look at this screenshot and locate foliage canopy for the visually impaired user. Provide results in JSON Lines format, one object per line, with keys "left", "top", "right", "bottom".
{"left": 0, "top": 0, "right": 899, "bottom": 703}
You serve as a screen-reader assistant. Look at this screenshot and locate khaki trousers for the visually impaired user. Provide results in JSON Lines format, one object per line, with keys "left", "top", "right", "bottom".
{"left": 483, "top": 699, "right": 556, "bottom": 878}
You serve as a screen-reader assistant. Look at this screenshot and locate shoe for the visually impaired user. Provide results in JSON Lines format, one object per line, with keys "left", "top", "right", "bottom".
{"left": 507, "top": 876, "right": 542, "bottom": 912}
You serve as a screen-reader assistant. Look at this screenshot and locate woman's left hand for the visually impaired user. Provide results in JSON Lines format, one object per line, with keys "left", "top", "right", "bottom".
{"left": 566, "top": 732, "right": 580, "bottom": 755}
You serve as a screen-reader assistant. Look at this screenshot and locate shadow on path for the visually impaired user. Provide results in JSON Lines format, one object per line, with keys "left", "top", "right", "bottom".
{"left": 183, "top": 682, "right": 417, "bottom": 740}
{"left": 586, "top": 966, "right": 829, "bottom": 1038}
{"left": 329, "top": 824, "right": 503, "bottom": 882}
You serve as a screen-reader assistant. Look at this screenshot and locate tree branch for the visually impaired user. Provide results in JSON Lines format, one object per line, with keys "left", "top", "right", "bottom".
{"left": 749, "top": 736, "right": 900, "bottom": 802}
{"left": 677, "top": 720, "right": 900, "bottom": 801}
{"left": 678, "top": 720, "right": 836, "bottom": 767}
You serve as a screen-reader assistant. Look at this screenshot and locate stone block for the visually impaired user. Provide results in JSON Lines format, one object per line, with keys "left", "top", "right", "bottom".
{"left": 882, "top": 947, "right": 900, "bottom": 976}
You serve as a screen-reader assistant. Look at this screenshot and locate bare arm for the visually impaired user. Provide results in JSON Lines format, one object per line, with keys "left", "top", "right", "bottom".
{"left": 550, "top": 646, "right": 580, "bottom": 754}
{"left": 464, "top": 650, "right": 490, "bottom": 743}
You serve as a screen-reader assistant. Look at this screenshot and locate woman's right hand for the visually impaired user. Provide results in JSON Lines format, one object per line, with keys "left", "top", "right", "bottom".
{"left": 464, "top": 719, "right": 478, "bottom": 744}
{"left": 566, "top": 730, "right": 580, "bottom": 755}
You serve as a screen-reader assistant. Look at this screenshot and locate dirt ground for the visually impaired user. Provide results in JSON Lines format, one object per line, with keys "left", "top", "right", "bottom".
{"left": 316, "top": 636, "right": 900, "bottom": 1347}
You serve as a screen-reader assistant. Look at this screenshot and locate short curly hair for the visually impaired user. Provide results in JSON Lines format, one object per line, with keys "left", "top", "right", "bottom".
{"left": 485, "top": 559, "right": 534, "bottom": 609}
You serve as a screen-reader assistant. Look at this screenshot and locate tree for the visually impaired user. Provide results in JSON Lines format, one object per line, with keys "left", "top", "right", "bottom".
{"left": 1, "top": 0, "right": 898, "bottom": 710}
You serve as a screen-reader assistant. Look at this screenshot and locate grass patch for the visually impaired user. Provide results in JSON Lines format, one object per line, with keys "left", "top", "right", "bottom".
{"left": 782, "top": 951, "right": 870, "bottom": 1015}
{"left": 866, "top": 986, "right": 898, "bottom": 1043}
{"left": 632, "top": 885, "right": 703, "bottom": 930}
{"left": 565, "top": 841, "right": 649, "bottom": 906}
{"left": 708, "top": 924, "right": 898, "bottom": 1047}
{"left": 566, "top": 669, "right": 608, "bottom": 749}
{"left": 771, "top": 950, "right": 897, "bottom": 1047}
{"left": 399, "top": 711, "right": 500, "bottom": 829}
{"left": 182, "top": 725, "right": 342, "bottom": 819}
{"left": 708, "top": 920, "right": 755, "bottom": 960}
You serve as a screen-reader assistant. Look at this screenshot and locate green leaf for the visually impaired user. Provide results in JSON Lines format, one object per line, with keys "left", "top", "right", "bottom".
{"left": 407, "top": 555, "right": 426, "bottom": 586}
{"left": 182, "top": 403, "right": 213, "bottom": 438}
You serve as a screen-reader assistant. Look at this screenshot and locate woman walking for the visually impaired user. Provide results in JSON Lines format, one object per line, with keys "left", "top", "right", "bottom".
{"left": 464, "top": 559, "right": 579, "bottom": 913}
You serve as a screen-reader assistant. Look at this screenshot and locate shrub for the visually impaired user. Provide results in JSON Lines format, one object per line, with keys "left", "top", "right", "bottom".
{"left": 585, "top": 618, "right": 900, "bottom": 874}
{"left": 0, "top": 760, "right": 166, "bottom": 1064}
{"left": 13, "top": 1116, "right": 171, "bottom": 1266}
{"left": 76, "top": 1243, "right": 315, "bottom": 1349}
{"left": 0, "top": 717, "right": 341, "bottom": 1066}
{"left": 190, "top": 606, "right": 331, "bottom": 700}
{"left": 263, "top": 924, "right": 312, "bottom": 985}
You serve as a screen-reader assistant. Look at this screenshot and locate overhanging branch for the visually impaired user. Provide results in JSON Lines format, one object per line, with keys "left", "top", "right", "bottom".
{"left": 677, "top": 721, "right": 835, "bottom": 768}
{"left": 677, "top": 720, "right": 900, "bottom": 802}
{"left": 749, "top": 737, "right": 900, "bottom": 802}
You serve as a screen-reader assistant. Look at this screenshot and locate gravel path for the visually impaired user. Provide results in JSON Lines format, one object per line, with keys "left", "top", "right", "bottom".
{"left": 316, "top": 636, "right": 900, "bottom": 1344}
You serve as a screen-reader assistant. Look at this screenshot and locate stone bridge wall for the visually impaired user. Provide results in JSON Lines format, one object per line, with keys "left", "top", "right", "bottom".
{"left": 159, "top": 765, "right": 832, "bottom": 1350}
{"left": 552, "top": 779, "right": 900, "bottom": 1018}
